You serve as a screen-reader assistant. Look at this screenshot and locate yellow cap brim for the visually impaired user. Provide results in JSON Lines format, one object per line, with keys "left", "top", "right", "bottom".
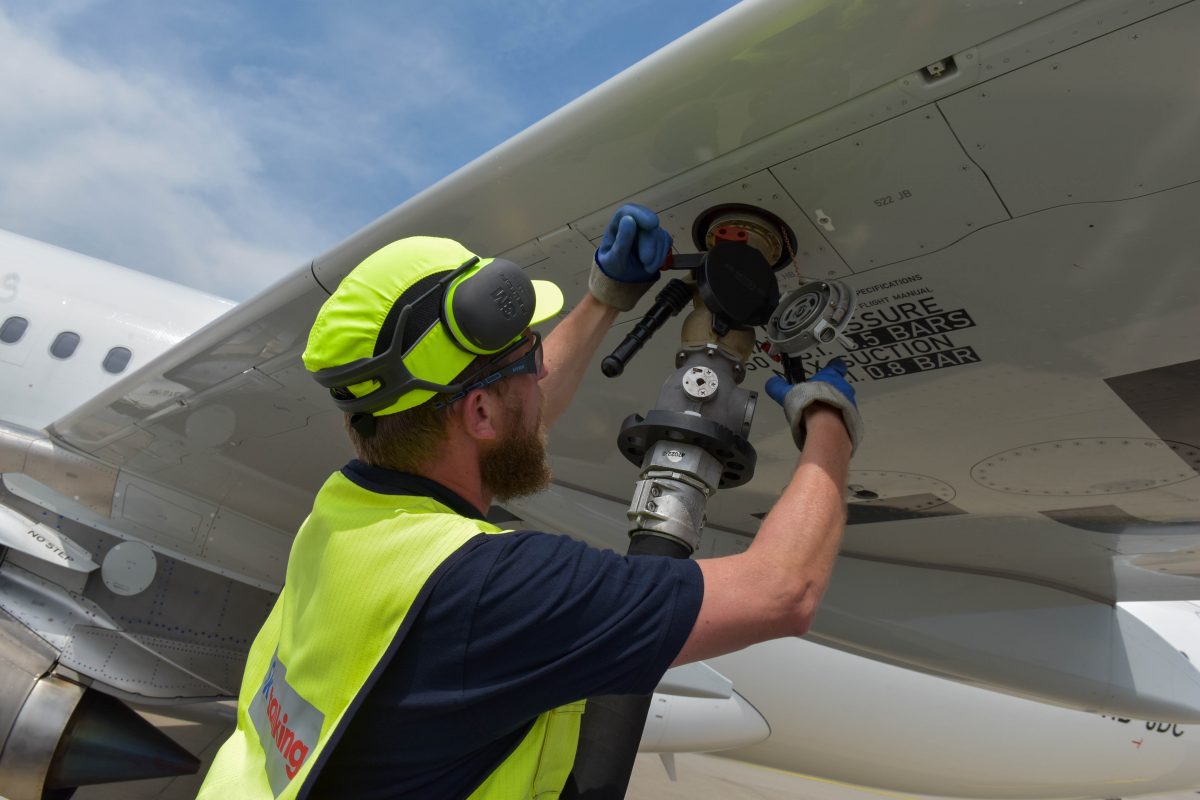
{"left": 531, "top": 279, "right": 564, "bottom": 326}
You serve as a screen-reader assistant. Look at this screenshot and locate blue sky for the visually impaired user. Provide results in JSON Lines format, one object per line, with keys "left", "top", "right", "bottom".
{"left": 0, "top": 0, "right": 737, "bottom": 299}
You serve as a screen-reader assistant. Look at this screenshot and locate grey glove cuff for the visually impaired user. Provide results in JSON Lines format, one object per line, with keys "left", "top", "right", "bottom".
{"left": 782, "top": 381, "right": 863, "bottom": 456}
{"left": 588, "top": 263, "right": 656, "bottom": 312}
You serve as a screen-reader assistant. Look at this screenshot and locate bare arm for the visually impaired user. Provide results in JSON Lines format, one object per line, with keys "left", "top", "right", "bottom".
{"left": 672, "top": 405, "right": 852, "bottom": 665}
{"left": 539, "top": 292, "right": 618, "bottom": 428}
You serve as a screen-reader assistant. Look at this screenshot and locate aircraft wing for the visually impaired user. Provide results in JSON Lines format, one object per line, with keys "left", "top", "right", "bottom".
{"left": 29, "top": 0, "right": 1200, "bottom": 722}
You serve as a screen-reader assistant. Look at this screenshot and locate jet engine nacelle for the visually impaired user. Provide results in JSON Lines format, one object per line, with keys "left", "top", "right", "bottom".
{"left": 0, "top": 617, "right": 199, "bottom": 800}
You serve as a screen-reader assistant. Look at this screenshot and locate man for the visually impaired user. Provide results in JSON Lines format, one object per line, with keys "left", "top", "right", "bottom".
{"left": 198, "top": 204, "right": 860, "bottom": 799}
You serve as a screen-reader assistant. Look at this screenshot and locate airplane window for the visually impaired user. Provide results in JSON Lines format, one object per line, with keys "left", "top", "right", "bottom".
{"left": 103, "top": 346, "right": 132, "bottom": 374}
{"left": 50, "top": 331, "right": 80, "bottom": 359}
{"left": 0, "top": 316, "right": 27, "bottom": 344}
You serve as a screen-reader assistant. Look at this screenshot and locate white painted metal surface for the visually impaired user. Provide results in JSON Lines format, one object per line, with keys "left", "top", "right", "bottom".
{"left": 640, "top": 690, "right": 769, "bottom": 754}
{"left": 0, "top": 503, "right": 96, "bottom": 572}
{"left": 100, "top": 541, "right": 157, "bottom": 596}
{"left": 712, "top": 633, "right": 1200, "bottom": 799}
{"left": 0, "top": 229, "right": 232, "bottom": 431}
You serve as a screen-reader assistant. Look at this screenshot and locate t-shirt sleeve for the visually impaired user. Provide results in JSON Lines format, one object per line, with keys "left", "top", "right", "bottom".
{"left": 432, "top": 531, "right": 703, "bottom": 724}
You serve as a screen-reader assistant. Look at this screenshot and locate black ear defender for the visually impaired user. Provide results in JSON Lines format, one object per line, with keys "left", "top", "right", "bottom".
{"left": 443, "top": 258, "right": 535, "bottom": 354}
{"left": 312, "top": 256, "right": 538, "bottom": 415}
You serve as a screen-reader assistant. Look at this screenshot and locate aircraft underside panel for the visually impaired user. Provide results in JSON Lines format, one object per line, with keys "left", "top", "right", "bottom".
{"left": 0, "top": 478, "right": 273, "bottom": 703}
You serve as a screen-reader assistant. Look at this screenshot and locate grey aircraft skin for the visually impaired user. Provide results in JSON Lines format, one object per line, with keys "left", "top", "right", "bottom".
{"left": 3, "top": 0, "right": 1200, "bottom": 797}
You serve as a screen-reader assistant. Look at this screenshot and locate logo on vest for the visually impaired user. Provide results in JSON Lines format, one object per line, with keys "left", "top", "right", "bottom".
{"left": 249, "top": 651, "right": 324, "bottom": 795}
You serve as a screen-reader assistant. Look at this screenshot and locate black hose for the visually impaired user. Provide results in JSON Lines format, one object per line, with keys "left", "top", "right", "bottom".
{"left": 560, "top": 532, "right": 692, "bottom": 799}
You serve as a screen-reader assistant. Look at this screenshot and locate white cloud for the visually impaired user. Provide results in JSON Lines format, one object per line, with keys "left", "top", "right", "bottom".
{"left": 0, "top": 8, "right": 328, "bottom": 300}
{"left": 0, "top": 3, "right": 547, "bottom": 301}
{"left": 0, "top": 0, "right": 737, "bottom": 300}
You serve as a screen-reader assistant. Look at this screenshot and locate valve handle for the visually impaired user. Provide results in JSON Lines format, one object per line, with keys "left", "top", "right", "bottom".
{"left": 600, "top": 278, "right": 693, "bottom": 377}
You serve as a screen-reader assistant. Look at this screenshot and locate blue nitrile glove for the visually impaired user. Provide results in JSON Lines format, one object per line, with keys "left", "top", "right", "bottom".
{"left": 595, "top": 204, "right": 672, "bottom": 282}
{"left": 765, "top": 358, "right": 862, "bottom": 455}
{"left": 589, "top": 203, "right": 673, "bottom": 311}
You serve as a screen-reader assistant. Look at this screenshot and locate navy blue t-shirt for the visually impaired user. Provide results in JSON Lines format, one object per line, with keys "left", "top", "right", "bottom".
{"left": 307, "top": 462, "right": 703, "bottom": 799}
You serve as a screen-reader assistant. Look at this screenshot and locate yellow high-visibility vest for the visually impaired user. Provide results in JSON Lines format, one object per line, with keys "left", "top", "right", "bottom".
{"left": 198, "top": 469, "right": 583, "bottom": 799}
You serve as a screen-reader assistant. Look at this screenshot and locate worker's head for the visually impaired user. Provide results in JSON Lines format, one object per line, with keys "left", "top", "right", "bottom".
{"left": 303, "top": 236, "right": 563, "bottom": 478}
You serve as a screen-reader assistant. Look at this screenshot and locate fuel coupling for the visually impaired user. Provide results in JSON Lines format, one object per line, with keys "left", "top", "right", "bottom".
{"left": 617, "top": 301, "right": 758, "bottom": 554}
{"left": 604, "top": 208, "right": 785, "bottom": 553}
{"left": 601, "top": 202, "right": 860, "bottom": 551}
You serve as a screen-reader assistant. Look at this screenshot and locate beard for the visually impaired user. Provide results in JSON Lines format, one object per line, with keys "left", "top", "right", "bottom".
{"left": 480, "top": 390, "right": 552, "bottom": 502}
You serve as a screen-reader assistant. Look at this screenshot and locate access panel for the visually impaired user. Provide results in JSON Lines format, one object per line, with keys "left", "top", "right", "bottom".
{"left": 771, "top": 109, "right": 1010, "bottom": 271}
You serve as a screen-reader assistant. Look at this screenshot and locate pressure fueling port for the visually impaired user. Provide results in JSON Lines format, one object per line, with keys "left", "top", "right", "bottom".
{"left": 691, "top": 202, "right": 856, "bottom": 382}
{"left": 690, "top": 203, "right": 798, "bottom": 271}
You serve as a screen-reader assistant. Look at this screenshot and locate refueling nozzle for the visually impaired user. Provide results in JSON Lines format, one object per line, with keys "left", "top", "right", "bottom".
{"left": 764, "top": 279, "right": 856, "bottom": 382}
{"left": 600, "top": 203, "right": 856, "bottom": 382}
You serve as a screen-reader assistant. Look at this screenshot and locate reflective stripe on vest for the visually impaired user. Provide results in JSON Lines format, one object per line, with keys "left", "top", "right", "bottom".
{"left": 198, "top": 470, "right": 583, "bottom": 799}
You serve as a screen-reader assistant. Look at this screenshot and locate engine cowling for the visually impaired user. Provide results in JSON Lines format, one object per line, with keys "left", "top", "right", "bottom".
{"left": 0, "top": 615, "right": 199, "bottom": 800}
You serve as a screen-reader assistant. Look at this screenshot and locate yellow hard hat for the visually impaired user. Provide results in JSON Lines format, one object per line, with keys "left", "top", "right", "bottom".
{"left": 304, "top": 236, "right": 563, "bottom": 415}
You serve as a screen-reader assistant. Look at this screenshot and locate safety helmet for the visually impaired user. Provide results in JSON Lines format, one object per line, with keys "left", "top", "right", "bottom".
{"left": 304, "top": 236, "right": 563, "bottom": 415}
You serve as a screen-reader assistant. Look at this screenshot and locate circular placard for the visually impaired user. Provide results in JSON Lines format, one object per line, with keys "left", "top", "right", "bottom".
{"left": 101, "top": 541, "right": 158, "bottom": 596}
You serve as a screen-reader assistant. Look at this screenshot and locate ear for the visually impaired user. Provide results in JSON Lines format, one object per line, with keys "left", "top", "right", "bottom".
{"left": 451, "top": 388, "right": 504, "bottom": 443}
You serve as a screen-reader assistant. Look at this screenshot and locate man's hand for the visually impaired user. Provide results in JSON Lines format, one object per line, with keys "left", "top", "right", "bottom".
{"left": 764, "top": 358, "right": 863, "bottom": 454}
{"left": 589, "top": 203, "right": 672, "bottom": 311}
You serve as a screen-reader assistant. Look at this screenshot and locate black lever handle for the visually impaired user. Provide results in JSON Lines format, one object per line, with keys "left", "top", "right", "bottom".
{"left": 601, "top": 279, "right": 693, "bottom": 377}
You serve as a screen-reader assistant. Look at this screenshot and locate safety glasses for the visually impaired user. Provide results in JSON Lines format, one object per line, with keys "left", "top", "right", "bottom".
{"left": 435, "top": 331, "right": 543, "bottom": 408}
